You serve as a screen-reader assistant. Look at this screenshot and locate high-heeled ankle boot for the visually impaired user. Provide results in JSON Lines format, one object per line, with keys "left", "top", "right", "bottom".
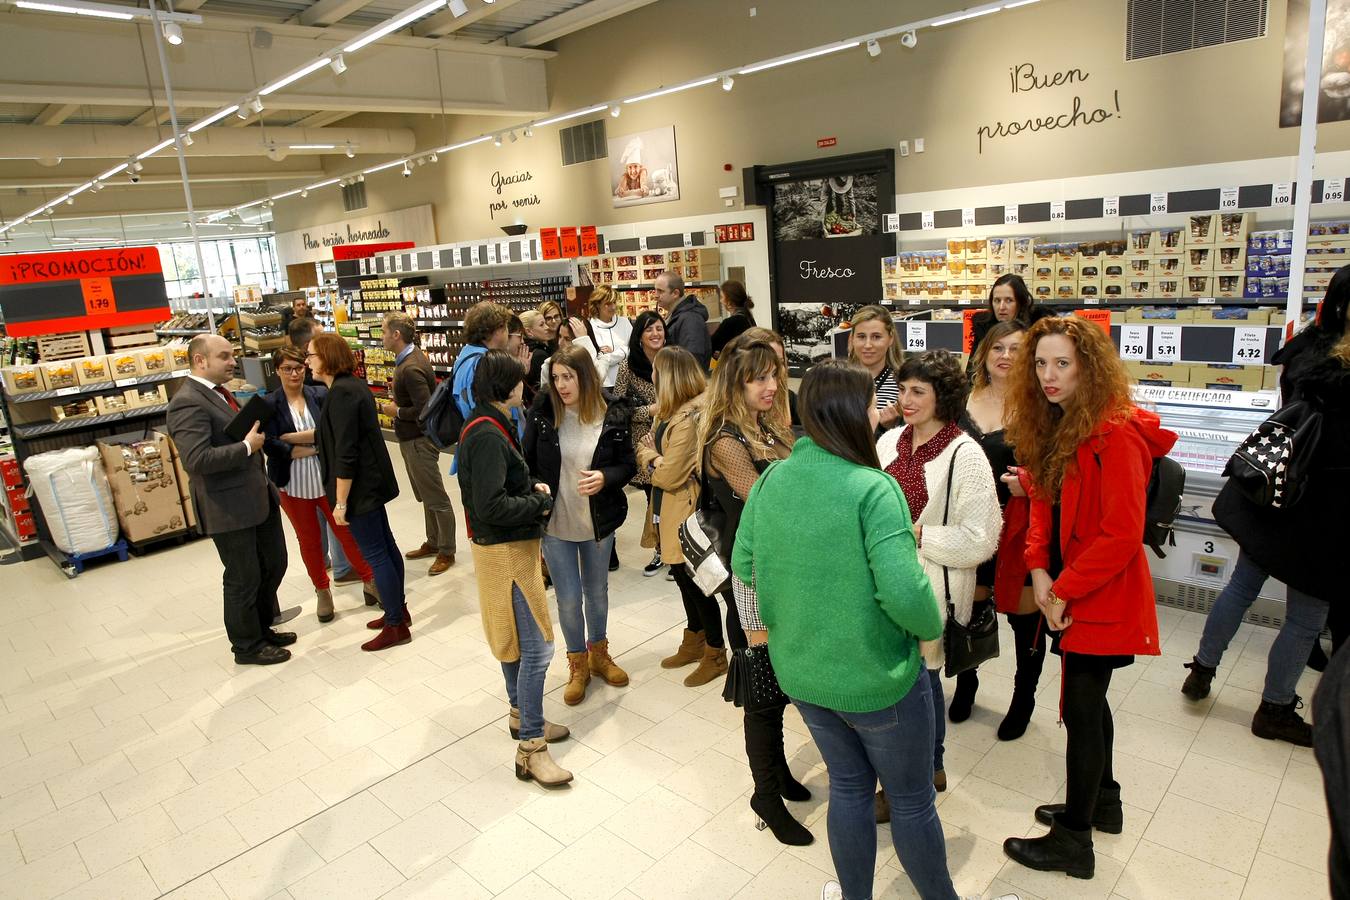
{"left": 948, "top": 670, "right": 979, "bottom": 723}
{"left": 315, "top": 588, "right": 334, "bottom": 623}
{"left": 515, "top": 738, "right": 572, "bottom": 787}
{"left": 363, "top": 580, "right": 380, "bottom": 607}
{"left": 998, "top": 611, "right": 1047, "bottom": 741}
{"left": 750, "top": 793, "right": 813, "bottom": 845}
{"left": 1004, "top": 813, "right": 1095, "bottom": 879}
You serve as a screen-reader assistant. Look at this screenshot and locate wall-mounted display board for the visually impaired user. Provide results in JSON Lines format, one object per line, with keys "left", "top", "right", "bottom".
{"left": 0, "top": 247, "right": 171, "bottom": 336}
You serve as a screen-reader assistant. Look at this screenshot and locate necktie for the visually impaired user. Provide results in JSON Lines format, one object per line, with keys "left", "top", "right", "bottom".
{"left": 214, "top": 385, "right": 241, "bottom": 412}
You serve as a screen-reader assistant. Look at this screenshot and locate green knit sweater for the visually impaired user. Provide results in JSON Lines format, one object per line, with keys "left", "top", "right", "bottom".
{"left": 731, "top": 437, "right": 943, "bottom": 713}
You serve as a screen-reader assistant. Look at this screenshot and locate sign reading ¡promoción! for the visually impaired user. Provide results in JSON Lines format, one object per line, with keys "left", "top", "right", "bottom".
{"left": 0, "top": 246, "right": 170, "bottom": 337}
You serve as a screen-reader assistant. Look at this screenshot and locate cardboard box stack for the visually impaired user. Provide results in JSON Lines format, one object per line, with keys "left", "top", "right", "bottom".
{"left": 0, "top": 455, "right": 35, "bottom": 543}
{"left": 96, "top": 432, "right": 187, "bottom": 544}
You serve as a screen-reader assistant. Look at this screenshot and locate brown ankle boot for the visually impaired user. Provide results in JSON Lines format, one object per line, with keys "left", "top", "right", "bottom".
{"left": 315, "top": 588, "right": 334, "bottom": 623}
{"left": 661, "top": 629, "right": 706, "bottom": 669}
{"left": 588, "top": 639, "right": 629, "bottom": 687}
{"left": 563, "top": 651, "right": 590, "bottom": 705}
{"left": 683, "top": 646, "right": 728, "bottom": 687}
{"left": 515, "top": 738, "right": 573, "bottom": 786}
{"left": 509, "top": 707, "right": 570, "bottom": 742}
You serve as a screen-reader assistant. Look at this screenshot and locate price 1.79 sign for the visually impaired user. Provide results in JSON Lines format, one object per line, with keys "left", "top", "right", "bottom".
{"left": 0, "top": 247, "right": 170, "bottom": 336}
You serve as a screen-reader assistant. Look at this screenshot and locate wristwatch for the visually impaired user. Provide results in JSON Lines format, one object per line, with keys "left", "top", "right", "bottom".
{"left": 334, "top": 503, "right": 347, "bottom": 511}
{"left": 1047, "top": 590, "right": 1064, "bottom": 606}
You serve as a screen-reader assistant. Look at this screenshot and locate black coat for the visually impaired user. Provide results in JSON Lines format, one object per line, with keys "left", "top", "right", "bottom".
{"left": 1214, "top": 352, "right": 1350, "bottom": 601}
{"left": 316, "top": 373, "right": 399, "bottom": 518}
{"left": 456, "top": 404, "right": 552, "bottom": 545}
{"left": 262, "top": 384, "right": 326, "bottom": 490}
{"left": 521, "top": 392, "right": 636, "bottom": 541}
{"left": 969, "top": 305, "right": 1056, "bottom": 357}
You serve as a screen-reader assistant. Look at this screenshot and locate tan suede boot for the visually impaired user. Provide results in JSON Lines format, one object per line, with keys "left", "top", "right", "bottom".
{"left": 509, "top": 707, "right": 570, "bottom": 743}
{"left": 661, "top": 629, "right": 706, "bottom": 669}
{"left": 683, "top": 646, "right": 728, "bottom": 687}
{"left": 515, "top": 738, "right": 573, "bottom": 786}
{"left": 315, "top": 588, "right": 334, "bottom": 623}
{"left": 588, "top": 639, "right": 629, "bottom": 687}
{"left": 563, "top": 651, "right": 590, "bottom": 706}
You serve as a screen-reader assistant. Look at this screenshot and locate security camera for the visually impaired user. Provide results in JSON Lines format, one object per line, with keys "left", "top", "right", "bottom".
{"left": 129, "top": 172, "right": 141, "bottom": 184}
{"left": 900, "top": 30, "right": 917, "bottom": 49}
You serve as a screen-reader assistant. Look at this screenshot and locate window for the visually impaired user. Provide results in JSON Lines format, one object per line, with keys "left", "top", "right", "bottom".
{"left": 157, "top": 236, "right": 282, "bottom": 300}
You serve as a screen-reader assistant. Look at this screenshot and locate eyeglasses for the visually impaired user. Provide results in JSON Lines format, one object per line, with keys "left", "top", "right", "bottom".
{"left": 278, "top": 365, "right": 306, "bottom": 374}
{"left": 543, "top": 314, "right": 562, "bottom": 323}
{"left": 304, "top": 352, "right": 317, "bottom": 359}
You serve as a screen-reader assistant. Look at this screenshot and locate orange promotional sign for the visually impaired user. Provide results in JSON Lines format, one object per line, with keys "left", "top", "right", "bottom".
{"left": 0, "top": 246, "right": 161, "bottom": 285}
{"left": 80, "top": 277, "right": 115, "bottom": 316}
{"left": 579, "top": 226, "right": 599, "bottom": 257}
{"left": 540, "top": 228, "right": 560, "bottom": 260}
{"left": 962, "top": 309, "right": 982, "bottom": 354}
{"left": 559, "top": 227, "right": 580, "bottom": 258}
{"left": 1073, "top": 308, "right": 1112, "bottom": 336}
{"left": 0, "top": 245, "right": 170, "bottom": 337}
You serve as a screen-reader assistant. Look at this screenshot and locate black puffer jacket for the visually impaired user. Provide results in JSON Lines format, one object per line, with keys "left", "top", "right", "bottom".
{"left": 456, "top": 404, "right": 552, "bottom": 545}
{"left": 521, "top": 391, "right": 636, "bottom": 540}
{"left": 1214, "top": 351, "right": 1350, "bottom": 601}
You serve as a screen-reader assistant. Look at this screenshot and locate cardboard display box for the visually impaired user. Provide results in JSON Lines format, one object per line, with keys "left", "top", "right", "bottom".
{"left": 1187, "top": 214, "right": 1218, "bottom": 246}
{"left": 2, "top": 365, "right": 47, "bottom": 397}
{"left": 1194, "top": 364, "right": 1265, "bottom": 390}
{"left": 97, "top": 432, "right": 187, "bottom": 544}
{"left": 154, "top": 429, "right": 197, "bottom": 532}
{"left": 39, "top": 360, "right": 79, "bottom": 392}
{"left": 76, "top": 356, "right": 112, "bottom": 386}
{"left": 1127, "top": 361, "right": 1192, "bottom": 385}
{"left": 107, "top": 351, "right": 146, "bottom": 380}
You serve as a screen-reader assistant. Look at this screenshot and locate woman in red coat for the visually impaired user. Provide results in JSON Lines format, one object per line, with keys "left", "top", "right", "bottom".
{"left": 1001, "top": 316, "right": 1176, "bottom": 881}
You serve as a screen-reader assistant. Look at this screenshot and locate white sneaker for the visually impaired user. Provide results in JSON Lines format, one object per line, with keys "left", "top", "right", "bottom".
{"left": 820, "top": 882, "right": 843, "bottom": 900}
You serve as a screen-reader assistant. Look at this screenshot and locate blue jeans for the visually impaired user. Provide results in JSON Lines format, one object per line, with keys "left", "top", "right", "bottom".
{"left": 928, "top": 668, "right": 945, "bottom": 772}
{"left": 501, "top": 583, "right": 553, "bottom": 741}
{"left": 794, "top": 674, "right": 958, "bottom": 900}
{"left": 540, "top": 533, "right": 614, "bottom": 653}
{"left": 319, "top": 508, "right": 352, "bottom": 578}
{"left": 345, "top": 506, "right": 406, "bottom": 627}
{"left": 1196, "top": 549, "right": 1330, "bottom": 705}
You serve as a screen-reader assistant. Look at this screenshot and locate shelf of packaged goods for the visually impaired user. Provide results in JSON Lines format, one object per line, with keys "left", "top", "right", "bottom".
{"left": 414, "top": 320, "right": 466, "bottom": 329}
{"left": 13, "top": 403, "right": 171, "bottom": 440}
{"left": 886, "top": 297, "right": 1315, "bottom": 312}
{"left": 592, "top": 281, "right": 721, "bottom": 291}
{"left": 156, "top": 328, "right": 211, "bottom": 337}
{"left": 3, "top": 371, "right": 185, "bottom": 404}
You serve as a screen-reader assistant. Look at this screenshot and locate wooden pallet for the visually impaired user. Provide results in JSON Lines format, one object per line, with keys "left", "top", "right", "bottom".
{"left": 37, "top": 332, "right": 91, "bottom": 361}
{"left": 106, "top": 324, "right": 161, "bottom": 350}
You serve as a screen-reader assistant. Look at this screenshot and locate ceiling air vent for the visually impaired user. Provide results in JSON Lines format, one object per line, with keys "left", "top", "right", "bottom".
{"left": 559, "top": 119, "right": 607, "bottom": 167}
{"left": 1127, "top": 0, "right": 1268, "bottom": 61}
{"left": 342, "top": 180, "right": 367, "bottom": 212}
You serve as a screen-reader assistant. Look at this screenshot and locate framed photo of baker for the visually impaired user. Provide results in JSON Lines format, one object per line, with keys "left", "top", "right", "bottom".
{"left": 609, "top": 127, "right": 680, "bottom": 208}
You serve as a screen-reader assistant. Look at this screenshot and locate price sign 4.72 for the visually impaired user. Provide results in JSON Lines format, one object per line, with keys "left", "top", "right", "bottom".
{"left": 1231, "top": 327, "right": 1267, "bottom": 365}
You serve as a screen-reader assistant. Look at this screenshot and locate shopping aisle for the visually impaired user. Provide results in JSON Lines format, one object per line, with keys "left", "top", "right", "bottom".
{"left": 0, "top": 453, "right": 1332, "bottom": 900}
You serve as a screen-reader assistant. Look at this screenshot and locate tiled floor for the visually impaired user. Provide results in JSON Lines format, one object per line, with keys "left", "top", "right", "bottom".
{"left": 0, "top": 455, "right": 1334, "bottom": 899}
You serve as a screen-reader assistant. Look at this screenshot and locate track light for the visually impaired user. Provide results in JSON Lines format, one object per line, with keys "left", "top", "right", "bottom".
{"left": 65, "top": 196, "right": 74, "bottom": 205}
{"left": 301, "top": 189, "right": 309, "bottom": 198}
{"left": 130, "top": 160, "right": 144, "bottom": 172}
{"left": 345, "top": 142, "right": 356, "bottom": 158}
{"left": 357, "top": 173, "right": 365, "bottom": 182}
{"left": 523, "top": 126, "right": 533, "bottom": 138}
{"left": 721, "top": 75, "right": 734, "bottom": 91}
{"left": 162, "top": 22, "right": 183, "bottom": 45}
{"left": 180, "top": 133, "right": 193, "bottom": 146}
{"left": 248, "top": 96, "right": 264, "bottom": 114}
{"left": 235, "top": 105, "right": 250, "bottom": 119}
{"left": 401, "top": 161, "right": 412, "bottom": 177}
{"left": 866, "top": 39, "right": 881, "bottom": 57}
{"left": 900, "top": 30, "right": 917, "bottom": 48}
{"left": 508, "top": 130, "right": 517, "bottom": 143}
{"left": 329, "top": 53, "right": 347, "bottom": 75}
{"left": 448, "top": 0, "right": 467, "bottom": 16}
{"left": 493, "top": 135, "right": 503, "bottom": 147}
{"left": 429, "top": 152, "right": 438, "bottom": 163}
{"left": 91, "top": 181, "right": 103, "bottom": 192}
{"left": 610, "top": 106, "right": 621, "bottom": 117}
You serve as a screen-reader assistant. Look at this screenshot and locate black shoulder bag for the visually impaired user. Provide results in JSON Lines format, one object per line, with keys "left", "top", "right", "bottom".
{"left": 940, "top": 445, "right": 1001, "bottom": 677}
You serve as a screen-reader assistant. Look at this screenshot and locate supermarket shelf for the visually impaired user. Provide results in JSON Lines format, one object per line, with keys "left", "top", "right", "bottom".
{"left": 594, "top": 281, "right": 721, "bottom": 291}
{"left": 887, "top": 297, "right": 1313, "bottom": 312}
{"left": 415, "top": 320, "right": 465, "bottom": 328}
{"left": 1133, "top": 385, "right": 1281, "bottom": 411}
{"left": 12, "top": 403, "right": 170, "bottom": 439}
{"left": 3, "top": 371, "right": 185, "bottom": 404}
{"left": 156, "top": 328, "right": 210, "bottom": 337}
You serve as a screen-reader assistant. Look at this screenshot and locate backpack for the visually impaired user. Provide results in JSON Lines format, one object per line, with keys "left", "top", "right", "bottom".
{"left": 1093, "top": 451, "right": 1186, "bottom": 558}
{"left": 419, "top": 352, "right": 470, "bottom": 452}
{"left": 1222, "top": 400, "right": 1323, "bottom": 510}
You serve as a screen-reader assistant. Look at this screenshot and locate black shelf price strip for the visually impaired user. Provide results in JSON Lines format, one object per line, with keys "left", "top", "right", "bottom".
{"left": 12, "top": 403, "right": 170, "bottom": 439}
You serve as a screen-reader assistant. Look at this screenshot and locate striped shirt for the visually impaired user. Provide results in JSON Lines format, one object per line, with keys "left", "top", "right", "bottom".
{"left": 873, "top": 366, "right": 899, "bottom": 410}
{"left": 283, "top": 401, "right": 324, "bottom": 500}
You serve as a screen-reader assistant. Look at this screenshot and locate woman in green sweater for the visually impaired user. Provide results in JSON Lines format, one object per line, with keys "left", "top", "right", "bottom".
{"left": 731, "top": 358, "right": 957, "bottom": 900}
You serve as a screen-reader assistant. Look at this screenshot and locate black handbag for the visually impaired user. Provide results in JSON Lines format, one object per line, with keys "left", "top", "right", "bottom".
{"left": 938, "top": 447, "right": 1000, "bottom": 678}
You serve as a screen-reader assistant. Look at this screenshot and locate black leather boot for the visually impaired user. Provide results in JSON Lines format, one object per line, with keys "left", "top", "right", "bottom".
{"left": 948, "top": 670, "right": 979, "bottom": 723}
{"left": 1004, "top": 813, "right": 1095, "bottom": 879}
{"left": 998, "top": 612, "right": 1046, "bottom": 741}
{"left": 1251, "top": 697, "right": 1313, "bottom": 747}
{"left": 1181, "top": 657, "right": 1217, "bottom": 701}
{"left": 1035, "top": 783, "right": 1123, "bottom": 834}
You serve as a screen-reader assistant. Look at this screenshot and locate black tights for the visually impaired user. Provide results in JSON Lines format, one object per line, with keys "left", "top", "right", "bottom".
{"left": 1061, "top": 653, "right": 1117, "bottom": 831}
{"left": 670, "top": 565, "right": 732, "bottom": 648}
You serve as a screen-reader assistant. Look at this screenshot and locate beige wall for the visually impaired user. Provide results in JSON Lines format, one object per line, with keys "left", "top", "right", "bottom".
{"left": 273, "top": 0, "right": 1350, "bottom": 242}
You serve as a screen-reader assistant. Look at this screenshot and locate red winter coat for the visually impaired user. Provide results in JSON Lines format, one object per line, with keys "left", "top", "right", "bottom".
{"left": 1024, "top": 407, "right": 1177, "bottom": 657}
{"left": 993, "top": 473, "right": 1033, "bottom": 614}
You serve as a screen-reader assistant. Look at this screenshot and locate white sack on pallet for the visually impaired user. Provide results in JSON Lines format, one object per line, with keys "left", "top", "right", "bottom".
{"left": 23, "top": 447, "right": 119, "bottom": 555}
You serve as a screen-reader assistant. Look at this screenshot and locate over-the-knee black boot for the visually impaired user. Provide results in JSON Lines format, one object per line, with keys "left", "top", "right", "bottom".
{"left": 999, "top": 612, "right": 1047, "bottom": 741}
{"left": 744, "top": 705, "right": 811, "bottom": 845}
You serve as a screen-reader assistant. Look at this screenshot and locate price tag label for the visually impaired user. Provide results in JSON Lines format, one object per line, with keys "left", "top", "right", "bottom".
{"left": 54, "top": 385, "right": 80, "bottom": 398}
{"left": 1050, "top": 201, "right": 1066, "bottom": 222}
{"left": 638, "top": 236, "right": 648, "bottom": 250}
{"left": 519, "top": 241, "right": 533, "bottom": 262}
{"left": 1150, "top": 192, "right": 1168, "bottom": 214}
{"left": 961, "top": 208, "right": 976, "bottom": 228}
{"left": 1273, "top": 182, "right": 1293, "bottom": 206}
{"left": 1196, "top": 296, "right": 1216, "bottom": 304}
{"left": 1103, "top": 196, "right": 1119, "bottom": 218}
{"left": 883, "top": 213, "right": 899, "bottom": 233}
{"left": 1083, "top": 297, "right": 1100, "bottom": 305}
{"left": 905, "top": 322, "right": 927, "bottom": 352}
{"left": 959, "top": 296, "right": 972, "bottom": 305}
{"left": 1220, "top": 186, "right": 1240, "bottom": 210}
{"left": 920, "top": 211, "right": 935, "bottom": 231}
{"left": 1152, "top": 325, "right": 1182, "bottom": 362}
{"left": 1232, "top": 327, "right": 1267, "bottom": 364}
{"left": 1325, "top": 178, "right": 1345, "bottom": 203}
{"left": 683, "top": 233, "right": 694, "bottom": 248}
{"left": 1004, "top": 204, "right": 1019, "bottom": 225}
{"left": 1119, "top": 324, "right": 1149, "bottom": 360}
{"left": 488, "top": 244, "right": 500, "bottom": 265}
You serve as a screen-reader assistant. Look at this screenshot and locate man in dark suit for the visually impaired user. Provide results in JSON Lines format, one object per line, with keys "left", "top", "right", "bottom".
{"left": 168, "top": 334, "right": 293, "bottom": 665}
{"left": 378, "top": 312, "right": 456, "bottom": 576}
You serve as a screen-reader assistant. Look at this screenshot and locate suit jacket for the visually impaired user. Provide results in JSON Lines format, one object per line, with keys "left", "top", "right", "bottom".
{"left": 166, "top": 378, "right": 277, "bottom": 535}
{"left": 317, "top": 373, "right": 399, "bottom": 518}
{"left": 262, "top": 385, "right": 327, "bottom": 490}
{"left": 391, "top": 345, "right": 437, "bottom": 442}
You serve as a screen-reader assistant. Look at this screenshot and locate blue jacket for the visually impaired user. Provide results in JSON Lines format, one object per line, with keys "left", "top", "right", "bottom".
{"left": 449, "top": 343, "right": 522, "bottom": 474}
{"left": 262, "top": 385, "right": 327, "bottom": 490}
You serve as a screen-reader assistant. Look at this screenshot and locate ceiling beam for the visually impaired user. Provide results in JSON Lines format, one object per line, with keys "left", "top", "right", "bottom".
{"left": 297, "top": 0, "right": 381, "bottom": 27}
{"left": 293, "top": 110, "right": 352, "bottom": 127}
{"left": 506, "top": 0, "right": 658, "bottom": 47}
{"left": 416, "top": 0, "right": 527, "bottom": 37}
{"left": 33, "top": 103, "right": 80, "bottom": 125}
{"left": 171, "top": 0, "right": 211, "bottom": 10}
{"left": 130, "top": 108, "right": 173, "bottom": 127}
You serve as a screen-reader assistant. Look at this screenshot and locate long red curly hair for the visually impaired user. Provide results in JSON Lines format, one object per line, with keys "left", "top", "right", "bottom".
{"left": 1004, "top": 316, "right": 1134, "bottom": 499}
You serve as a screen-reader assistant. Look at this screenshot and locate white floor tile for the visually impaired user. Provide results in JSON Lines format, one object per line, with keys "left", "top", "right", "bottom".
{"left": 287, "top": 844, "right": 404, "bottom": 900}
{"left": 209, "top": 831, "right": 325, "bottom": 900}
{"left": 605, "top": 784, "right": 714, "bottom": 858}
{"left": 75, "top": 803, "right": 180, "bottom": 877}
{"left": 534, "top": 826, "right": 654, "bottom": 900}
{"left": 368, "top": 799, "right": 478, "bottom": 876}
{"left": 294, "top": 790, "right": 400, "bottom": 863}
{"left": 449, "top": 813, "right": 564, "bottom": 893}
{"left": 141, "top": 817, "right": 248, "bottom": 895}
{"left": 1114, "top": 839, "right": 1245, "bottom": 900}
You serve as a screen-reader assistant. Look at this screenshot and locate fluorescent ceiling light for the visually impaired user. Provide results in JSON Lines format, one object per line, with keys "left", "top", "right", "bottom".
{"left": 98, "top": 162, "right": 128, "bottom": 179}
{"left": 623, "top": 77, "right": 718, "bottom": 104}
{"left": 67, "top": 182, "right": 93, "bottom": 197}
{"left": 364, "top": 159, "right": 407, "bottom": 174}
{"left": 259, "top": 58, "right": 330, "bottom": 96}
{"left": 307, "top": 178, "right": 340, "bottom": 190}
{"left": 436, "top": 135, "right": 492, "bottom": 152}
{"left": 273, "top": 189, "right": 303, "bottom": 199}
{"left": 15, "top": 1, "right": 132, "bottom": 20}
{"left": 289, "top": 144, "right": 336, "bottom": 150}
{"left": 344, "top": 0, "right": 447, "bottom": 53}
{"left": 931, "top": 7, "right": 1000, "bottom": 26}
{"left": 137, "top": 138, "right": 174, "bottom": 160}
{"left": 738, "top": 41, "right": 859, "bottom": 75}
{"left": 448, "top": 0, "right": 467, "bottom": 15}
{"left": 534, "top": 104, "right": 608, "bottom": 127}
{"left": 13, "top": 0, "right": 200, "bottom": 21}
{"left": 1003, "top": 0, "right": 1039, "bottom": 7}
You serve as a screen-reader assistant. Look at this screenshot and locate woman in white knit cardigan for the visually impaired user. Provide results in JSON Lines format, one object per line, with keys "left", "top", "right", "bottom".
{"left": 873, "top": 350, "right": 1002, "bottom": 820}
